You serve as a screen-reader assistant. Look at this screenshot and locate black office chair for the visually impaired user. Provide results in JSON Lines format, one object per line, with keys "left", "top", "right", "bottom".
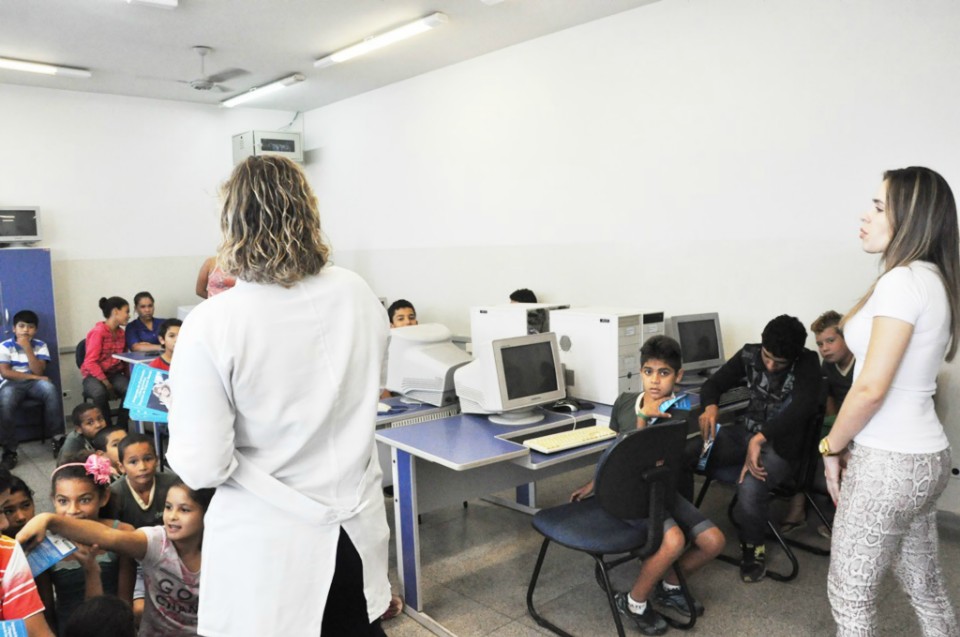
{"left": 693, "top": 398, "right": 829, "bottom": 581}
{"left": 527, "top": 422, "right": 697, "bottom": 637}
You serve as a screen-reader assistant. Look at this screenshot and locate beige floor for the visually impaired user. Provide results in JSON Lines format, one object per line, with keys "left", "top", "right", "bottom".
{"left": 17, "top": 440, "right": 960, "bottom": 636}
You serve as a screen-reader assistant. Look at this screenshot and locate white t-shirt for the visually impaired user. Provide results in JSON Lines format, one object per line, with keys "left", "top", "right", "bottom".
{"left": 138, "top": 525, "right": 200, "bottom": 637}
{"left": 844, "top": 261, "right": 951, "bottom": 453}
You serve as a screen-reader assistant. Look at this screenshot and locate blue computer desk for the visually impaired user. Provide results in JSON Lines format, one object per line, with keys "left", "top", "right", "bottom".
{"left": 375, "top": 405, "right": 613, "bottom": 636}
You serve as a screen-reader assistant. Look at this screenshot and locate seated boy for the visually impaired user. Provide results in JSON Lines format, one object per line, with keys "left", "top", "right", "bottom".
{"left": 57, "top": 405, "right": 107, "bottom": 466}
{"left": 0, "top": 310, "right": 63, "bottom": 470}
{"left": 0, "top": 467, "right": 55, "bottom": 636}
{"left": 509, "top": 288, "right": 537, "bottom": 303}
{"left": 101, "top": 434, "right": 178, "bottom": 529}
{"left": 387, "top": 300, "right": 417, "bottom": 328}
{"left": 693, "top": 315, "right": 821, "bottom": 583}
{"left": 91, "top": 426, "right": 128, "bottom": 480}
{"left": 148, "top": 319, "right": 181, "bottom": 372}
{"left": 782, "top": 310, "right": 854, "bottom": 532}
{"left": 570, "top": 336, "right": 724, "bottom": 634}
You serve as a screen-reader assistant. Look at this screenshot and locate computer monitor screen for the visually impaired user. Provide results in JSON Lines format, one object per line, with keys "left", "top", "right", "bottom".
{"left": 666, "top": 313, "right": 725, "bottom": 377}
{"left": 0, "top": 208, "right": 41, "bottom": 243}
{"left": 455, "top": 332, "right": 566, "bottom": 425}
{"left": 499, "top": 339, "right": 560, "bottom": 401}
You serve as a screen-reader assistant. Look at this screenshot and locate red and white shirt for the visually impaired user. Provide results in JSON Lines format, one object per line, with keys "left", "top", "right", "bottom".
{"left": 0, "top": 535, "right": 44, "bottom": 621}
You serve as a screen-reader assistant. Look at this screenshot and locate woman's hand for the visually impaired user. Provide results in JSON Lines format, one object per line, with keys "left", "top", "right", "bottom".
{"left": 16, "top": 512, "right": 54, "bottom": 551}
{"left": 824, "top": 451, "right": 849, "bottom": 505}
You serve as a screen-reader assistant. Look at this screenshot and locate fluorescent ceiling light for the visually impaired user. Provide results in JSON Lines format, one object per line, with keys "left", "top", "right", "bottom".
{"left": 0, "top": 56, "right": 91, "bottom": 78}
{"left": 127, "top": 0, "right": 178, "bottom": 8}
{"left": 221, "top": 73, "right": 305, "bottom": 108}
{"left": 314, "top": 12, "right": 448, "bottom": 69}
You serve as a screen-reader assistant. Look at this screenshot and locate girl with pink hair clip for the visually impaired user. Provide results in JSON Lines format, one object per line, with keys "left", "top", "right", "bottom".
{"left": 39, "top": 453, "right": 135, "bottom": 632}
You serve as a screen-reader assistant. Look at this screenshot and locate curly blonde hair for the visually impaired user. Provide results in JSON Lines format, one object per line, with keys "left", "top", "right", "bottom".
{"left": 217, "top": 155, "right": 329, "bottom": 287}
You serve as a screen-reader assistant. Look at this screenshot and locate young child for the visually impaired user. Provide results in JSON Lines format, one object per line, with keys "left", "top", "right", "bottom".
{"left": 0, "top": 309, "right": 63, "bottom": 470}
{"left": 570, "top": 336, "right": 725, "bottom": 633}
{"left": 18, "top": 481, "right": 214, "bottom": 637}
{"left": 148, "top": 319, "right": 181, "bottom": 372}
{"left": 80, "top": 296, "right": 131, "bottom": 427}
{"left": 101, "top": 434, "right": 179, "bottom": 529}
{"left": 58, "top": 405, "right": 107, "bottom": 466}
{"left": 46, "top": 454, "right": 136, "bottom": 632}
{"left": 387, "top": 299, "right": 418, "bottom": 327}
{"left": 0, "top": 467, "right": 53, "bottom": 636}
{"left": 2, "top": 475, "right": 36, "bottom": 537}
{"left": 62, "top": 595, "right": 136, "bottom": 637}
{"left": 91, "top": 426, "right": 128, "bottom": 479}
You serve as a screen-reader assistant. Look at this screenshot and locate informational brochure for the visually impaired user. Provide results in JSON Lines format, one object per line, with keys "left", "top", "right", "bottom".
{"left": 0, "top": 620, "right": 27, "bottom": 637}
{"left": 26, "top": 531, "right": 77, "bottom": 577}
{"left": 123, "top": 363, "right": 171, "bottom": 423}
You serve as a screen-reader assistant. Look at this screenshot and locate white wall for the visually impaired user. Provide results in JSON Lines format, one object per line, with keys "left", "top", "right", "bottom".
{"left": 301, "top": 0, "right": 960, "bottom": 508}
{"left": 0, "top": 83, "right": 298, "bottom": 407}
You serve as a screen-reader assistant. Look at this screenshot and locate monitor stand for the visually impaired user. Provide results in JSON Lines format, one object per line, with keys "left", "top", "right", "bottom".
{"left": 488, "top": 408, "right": 545, "bottom": 426}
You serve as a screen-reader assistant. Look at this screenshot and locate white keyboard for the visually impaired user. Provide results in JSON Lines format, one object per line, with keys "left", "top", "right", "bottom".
{"left": 524, "top": 426, "right": 617, "bottom": 454}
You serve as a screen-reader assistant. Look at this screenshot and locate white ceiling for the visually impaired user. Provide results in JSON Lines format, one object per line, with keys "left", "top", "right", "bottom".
{"left": 1, "top": 0, "right": 660, "bottom": 112}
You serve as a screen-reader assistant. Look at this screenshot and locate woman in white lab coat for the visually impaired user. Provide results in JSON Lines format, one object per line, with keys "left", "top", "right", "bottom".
{"left": 167, "top": 155, "right": 391, "bottom": 637}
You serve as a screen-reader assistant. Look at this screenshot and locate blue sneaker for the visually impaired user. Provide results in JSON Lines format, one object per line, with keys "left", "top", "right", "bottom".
{"left": 654, "top": 583, "right": 704, "bottom": 617}
{"left": 614, "top": 592, "right": 668, "bottom": 636}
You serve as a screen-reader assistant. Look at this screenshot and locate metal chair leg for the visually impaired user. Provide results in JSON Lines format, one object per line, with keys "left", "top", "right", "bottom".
{"left": 526, "top": 539, "right": 576, "bottom": 637}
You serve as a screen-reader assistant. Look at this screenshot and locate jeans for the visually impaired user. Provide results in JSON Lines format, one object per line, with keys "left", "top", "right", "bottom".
{"left": 0, "top": 378, "right": 63, "bottom": 452}
{"left": 82, "top": 372, "right": 129, "bottom": 427}
{"left": 706, "top": 423, "right": 794, "bottom": 545}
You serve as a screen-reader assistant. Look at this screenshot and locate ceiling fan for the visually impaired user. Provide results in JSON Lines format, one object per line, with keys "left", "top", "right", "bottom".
{"left": 177, "top": 46, "right": 247, "bottom": 92}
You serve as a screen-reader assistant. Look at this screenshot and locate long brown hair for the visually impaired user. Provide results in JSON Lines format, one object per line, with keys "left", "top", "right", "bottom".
{"left": 844, "top": 167, "right": 960, "bottom": 360}
{"left": 218, "top": 155, "right": 329, "bottom": 287}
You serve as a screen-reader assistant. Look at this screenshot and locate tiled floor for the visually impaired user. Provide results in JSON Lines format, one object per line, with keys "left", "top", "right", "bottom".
{"left": 16, "top": 440, "right": 960, "bottom": 636}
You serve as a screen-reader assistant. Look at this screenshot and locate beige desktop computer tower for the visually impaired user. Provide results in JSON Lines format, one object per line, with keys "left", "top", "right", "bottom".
{"left": 469, "top": 303, "right": 570, "bottom": 352}
{"left": 549, "top": 307, "right": 665, "bottom": 405}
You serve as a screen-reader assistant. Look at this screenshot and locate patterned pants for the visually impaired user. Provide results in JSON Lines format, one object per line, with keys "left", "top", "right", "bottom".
{"left": 828, "top": 443, "right": 958, "bottom": 637}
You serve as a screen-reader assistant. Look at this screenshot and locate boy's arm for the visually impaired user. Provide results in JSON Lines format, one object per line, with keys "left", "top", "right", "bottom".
{"left": 24, "top": 613, "right": 55, "bottom": 637}
{"left": 0, "top": 362, "right": 47, "bottom": 381}
{"left": 19, "top": 338, "right": 47, "bottom": 376}
{"left": 17, "top": 513, "right": 149, "bottom": 562}
{"left": 699, "top": 349, "right": 746, "bottom": 407}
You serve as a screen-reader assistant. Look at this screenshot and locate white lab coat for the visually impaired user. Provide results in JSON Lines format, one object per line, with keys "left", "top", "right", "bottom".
{"left": 167, "top": 266, "right": 391, "bottom": 637}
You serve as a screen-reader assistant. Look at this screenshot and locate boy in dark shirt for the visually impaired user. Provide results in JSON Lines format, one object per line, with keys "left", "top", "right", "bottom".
{"left": 100, "top": 433, "right": 178, "bottom": 528}
{"left": 57, "top": 404, "right": 107, "bottom": 466}
{"left": 695, "top": 315, "right": 822, "bottom": 583}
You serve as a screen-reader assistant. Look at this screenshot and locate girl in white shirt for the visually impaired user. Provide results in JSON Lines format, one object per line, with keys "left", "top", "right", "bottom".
{"left": 823, "top": 167, "right": 960, "bottom": 636}
{"left": 18, "top": 480, "right": 213, "bottom": 637}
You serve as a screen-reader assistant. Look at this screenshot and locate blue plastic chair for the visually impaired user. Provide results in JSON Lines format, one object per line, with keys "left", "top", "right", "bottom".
{"left": 526, "top": 421, "right": 696, "bottom": 636}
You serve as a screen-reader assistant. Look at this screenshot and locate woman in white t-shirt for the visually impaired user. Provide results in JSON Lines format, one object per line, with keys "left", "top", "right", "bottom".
{"left": 823, "top": 167, "right": 960, "bottom": 636}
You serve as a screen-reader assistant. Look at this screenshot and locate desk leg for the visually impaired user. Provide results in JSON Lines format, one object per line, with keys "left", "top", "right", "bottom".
{"left": 391, "top": 449, "right": 460, "bottom": 637}
{"left": 393, "top": 448, "right": 421, "bottom": 611}
{"left": 516, "top": 482, "right": 537, "bottom": 508}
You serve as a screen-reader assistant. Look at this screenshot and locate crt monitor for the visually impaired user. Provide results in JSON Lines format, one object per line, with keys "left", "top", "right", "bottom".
{"left": 454, "top": 332, "right": 566, "bottom": 425}
{"left": 666, "top": 313, "right": 726, "bottom": 379}
{"left": 0, "top": 208, "right": 41, "bottom": 244}
{"left": 385, "top": 323, "right": 473, "bottom": 406}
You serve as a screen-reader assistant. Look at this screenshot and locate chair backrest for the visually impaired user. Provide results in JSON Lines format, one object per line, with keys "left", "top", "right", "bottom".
{"left": 593, "top": 421, "right": 687, "bottom": 521}
{"left": 75, "top": 338, "right": 86, "bottom": 369}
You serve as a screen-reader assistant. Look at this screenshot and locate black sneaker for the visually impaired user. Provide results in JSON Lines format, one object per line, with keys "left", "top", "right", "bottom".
{"left": 614, "top": 592, "right": 668, "bottom": 636}
{"left": 51, "top": 434, "right": 66, "bottom": 459}
{"left": 654, "top": 582, "right": 704, "bottom": 617}
{"left": 740, "top": 543, "right": 766, "bottom": 583}
{"left": 0, "top": 451, "right": 17, "bottom": 471}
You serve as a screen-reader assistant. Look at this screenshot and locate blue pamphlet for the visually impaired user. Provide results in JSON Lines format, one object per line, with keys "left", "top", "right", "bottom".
{"left": 697, "top": 423, "right": 722, "bottom": 471}
{"left": 0, "top": 620, "right": 27, "bottom": 637}
{"left": 26, "top": 532, "right": 77, "bottom": 577}
{"left": 123, "top": 364, "right": 170, "bottom": 423}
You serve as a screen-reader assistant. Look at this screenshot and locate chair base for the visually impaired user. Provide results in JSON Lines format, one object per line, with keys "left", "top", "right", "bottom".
{"left": 528, "top": 538, "right": 697, "bottom": 637}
